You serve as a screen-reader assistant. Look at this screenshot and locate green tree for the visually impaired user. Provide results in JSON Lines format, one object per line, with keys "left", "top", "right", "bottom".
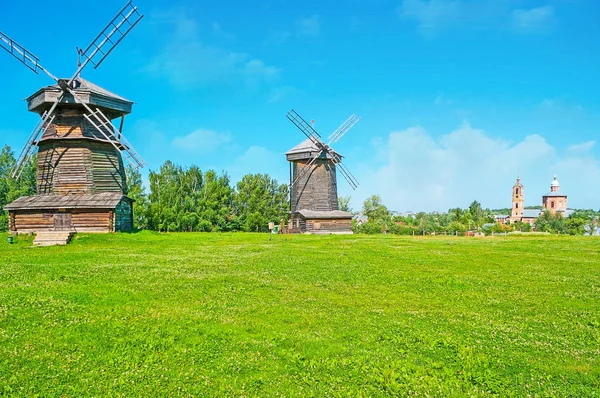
{"left": 0, "top": 146, "right": 36, "bottom": 231}
{"left": 448, "top": 221, "right": 467, "bottom": 235}
{"left": 338, "top": 195, "right": 352, "bottom": 213}
{"left": 198, "top": 170, "right": 235, "bottom": 232}
{"left": 234, "top": 174, "right": 289, "bottom": 232}
{"left": 535, "top": 210, "right": 566, "bottom": 234}
{"left": 469, "top": 200, "right": 484, "bottom": 229}
{"left": 362, "top": 194, "right": 390, "bottom": 224}
{"left": 126, "top": 165, "right": 148, "bottom": 230}
{"left": 147, "top": 161, "right": 182, "bottom": 232}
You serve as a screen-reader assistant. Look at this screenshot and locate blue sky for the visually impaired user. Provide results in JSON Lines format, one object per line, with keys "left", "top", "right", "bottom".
{"left": 2, "top": 0, "right": 600, "bottom": 212}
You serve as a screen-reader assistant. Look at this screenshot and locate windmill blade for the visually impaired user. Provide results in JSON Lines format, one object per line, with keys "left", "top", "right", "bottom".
{"left": 11, "top": 93, "right": 65, "bottom": 179}
{"left": 12, "top": 109, "right": 58, "bottom": 180}
{"left": 290, "top": 152, "right": 321, "bottom": 189}
{"left": 82, "top": 107, "right": 146, "bottom": 169}
{"left": 327, "top": 114, "right": 360, "bottom": 146}
{"left": 92, "top": 108, "right": 146, "bottom": 169}
{"left": 286, "top": 109, "right": 322, "bottom": 147}
{"left": 69, "top": 1, "right": 143, "bottom": 84}
{"left": 332, "top": 156, "right": 359, "bottom": 190}
{"left": 0, "top": 31, "right": 59, "bottom": 81}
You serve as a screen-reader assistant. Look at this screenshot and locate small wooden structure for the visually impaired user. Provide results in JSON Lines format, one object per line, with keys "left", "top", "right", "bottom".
{"left": 0, "top": 2, "right": 145, "bottom": 237}
{"left": 288, "top": 210, "right": 353, "bottom": 234}
{"left": 5, "top": 192, "right": 133, "bottom": 233}
{"left": 285, "top": 110, "right": 359, "bottom": 234}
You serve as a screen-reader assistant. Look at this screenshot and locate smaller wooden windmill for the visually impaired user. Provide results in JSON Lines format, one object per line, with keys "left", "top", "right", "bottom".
{"left": 285, "top": 109, "right": 360, "bottom": 234}
{"left": 1, "top": 1, "right": 144, "bottom": 239}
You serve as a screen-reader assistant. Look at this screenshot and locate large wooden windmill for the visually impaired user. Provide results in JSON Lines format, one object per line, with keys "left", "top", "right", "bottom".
{"left": 2, "top": 1, "right": 145, "bottom": 237}
{"left": 285, "top": 109, "right": 360, "bottom": 234}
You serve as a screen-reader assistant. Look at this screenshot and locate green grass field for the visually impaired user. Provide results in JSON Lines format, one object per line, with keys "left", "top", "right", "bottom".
{"left": 1, "top": 232, "right": 599, "bottom": 396}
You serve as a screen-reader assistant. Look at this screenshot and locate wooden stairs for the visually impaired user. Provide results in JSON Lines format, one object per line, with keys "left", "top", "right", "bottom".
{"left": 34, "top": 231, "right": 75, "bottom": 246}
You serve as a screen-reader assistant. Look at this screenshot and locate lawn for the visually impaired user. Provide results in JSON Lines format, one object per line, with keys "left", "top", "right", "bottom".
{"left": 0, "top": 232, "right": 599, "bottom": 396}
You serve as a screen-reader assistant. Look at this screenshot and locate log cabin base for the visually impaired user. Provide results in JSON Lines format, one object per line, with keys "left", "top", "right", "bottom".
{"left": 288, "top": 209, "right": 353, "bottom": 234}
{"left": 4, "top": 192, "right": 134, "bottom": 236}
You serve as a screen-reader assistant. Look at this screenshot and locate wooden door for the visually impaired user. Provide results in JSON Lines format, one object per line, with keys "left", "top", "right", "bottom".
{"left": 54, "top": 213, "right": 73, "bottom": 230}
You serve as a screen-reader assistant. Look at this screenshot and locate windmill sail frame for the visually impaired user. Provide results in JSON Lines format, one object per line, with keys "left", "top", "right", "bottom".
{"left": 1, "top": 1, "right": 146, "bottom": 180}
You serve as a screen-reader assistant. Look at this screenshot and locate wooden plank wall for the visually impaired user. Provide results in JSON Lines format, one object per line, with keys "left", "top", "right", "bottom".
{"left": 11, "top": 211, "right": 55, "bottom": 233}
{"left": 306, "top": 218, "right": 352, "bottom": 233}
{"left": 37, "top": 140, "right": 126, "bottom": 195}
{"left": 42, "top": 111, "right": 111, "bottom": 141}
{"left": 37, "top": 144, "right": 90, "bottom": 194}
{"left": 291, "top": 159, "right": 339, "bottom": 213}
{"left": 11, "top": 209, "right": 114, "bottom": 233}
{"left": 90, "top": 146, "right": 127, "bottom": 194}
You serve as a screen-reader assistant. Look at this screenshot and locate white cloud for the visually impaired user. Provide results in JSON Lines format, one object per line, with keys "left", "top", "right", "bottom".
{"left": 172, "top": 129, "right": 232, "bottom": 153}
{"left": 566, "top": 141, "right": 595, "bottom": 155}
{"left": 296, "top": 15, "right": 321, "bottom": 37}
{"left": 511, "top": 6, "right": 555, "bottom": 33}
{"left": 539, "top": 97, "right": 583, "bottom": 112}
{"left": 144, "top": 14, "right": 279, "bottom": 88}
{"left": 398, "top": 0, "right": 462, "bottom": 35}
{"left": 434, "top": 93, "right": 454, "bottom": 106}
{"left": 399, "top": 1, "right": 556, "bottom": 36}
{"left": 268, "top": 86, "right": 301, "bottom": 103}
{"left": 353, "top": 122, "right": 600, "bottom": 212}
{"left": 267, "top": 15, "right": 322, "bottom": 45}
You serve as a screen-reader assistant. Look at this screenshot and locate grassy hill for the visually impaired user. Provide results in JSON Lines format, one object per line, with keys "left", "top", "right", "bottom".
{"left": 1, "top": 232, "right": 599, "bottom": 396}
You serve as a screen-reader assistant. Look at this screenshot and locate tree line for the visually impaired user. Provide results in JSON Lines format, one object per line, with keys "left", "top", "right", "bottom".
{"left": 354, "top": 194, "right": 599, "bottom": 236}
{"left": 127, "top": 161, "right": 289, "bottom": 232}
{"left": 1, "top": 143, "right": 598, "bottom": 235}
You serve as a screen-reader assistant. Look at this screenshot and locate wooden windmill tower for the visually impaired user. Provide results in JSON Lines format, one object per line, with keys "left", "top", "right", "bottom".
{"left": 2, "top": 1, "right": 145, "bottom": 236}
{"left": 285, "top": 109, "right": 360, "bottom": 234}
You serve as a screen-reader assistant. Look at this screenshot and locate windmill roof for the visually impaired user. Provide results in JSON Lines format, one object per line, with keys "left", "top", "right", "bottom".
{"left": 296, "top": 209, "right": 353, "bottom": 219}
{"left": 26, "top": 77, "right": 133, "bottom": 116}
{"left": 27, "top": 78, "right": 130, "bottom": 103}
{"left": 58, "top": 78, "right": 131, "bottom": 102}
{"left": 4, "top": 192, "right": 130, "bottom": 211}
{"left": 285, "top": 138, "right": 339, "bottom": 159}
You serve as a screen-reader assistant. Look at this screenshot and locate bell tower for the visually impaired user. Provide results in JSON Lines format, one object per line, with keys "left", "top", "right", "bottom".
{"left": 511, "top": 177, "right": 524, "bottom": 222}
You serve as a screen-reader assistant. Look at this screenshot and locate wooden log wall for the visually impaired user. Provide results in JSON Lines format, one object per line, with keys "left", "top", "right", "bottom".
{"left": 291, "top": 159, "right": 339, "bottom": 213}
{"left": 42, "top": 110, "right": 117, "bottom": 141}
{"left": 305, "top": 218, "right": 352, "bottom": 233}
{"left": 10, "top": 209, "right": 114, "bottom": 234}
{"left": 37, "top": 140, "right": 126, "bottom": 195}
{"left": 10, "top": 212, "right": 55, "bottom": 233}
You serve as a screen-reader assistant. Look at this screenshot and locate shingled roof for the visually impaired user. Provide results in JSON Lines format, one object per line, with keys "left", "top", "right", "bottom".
{"left": 4, "top": 192, "right": 131, "bottom": 211}
{"left": 285, "top": 138, "right": 340, "bottom": 160}
{"left": 26, "top": 77, "right": 132, "bottom": 115}
{"left": 297, "top": 209, "right": 353, "bottom": 219}
{"left": 543, "top": 191, "right": 568, "bottom": 198}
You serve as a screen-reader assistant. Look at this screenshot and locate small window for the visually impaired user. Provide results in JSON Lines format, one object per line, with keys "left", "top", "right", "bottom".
{"left": 551, "top": 201, "right": 555, "bottom": 208}
{"left": 516, "top": 203, "right": 519, "bottom": 209}
{"left": 516, "top": 188, "right": 519, "bottom": 195}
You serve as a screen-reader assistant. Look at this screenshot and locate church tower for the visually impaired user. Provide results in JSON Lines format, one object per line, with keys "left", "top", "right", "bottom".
{"left": 542, "top": 175, "right": 567, "bottom": 214}
{"left": 511, "top": 177, "right": 524, "bottom": 222}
